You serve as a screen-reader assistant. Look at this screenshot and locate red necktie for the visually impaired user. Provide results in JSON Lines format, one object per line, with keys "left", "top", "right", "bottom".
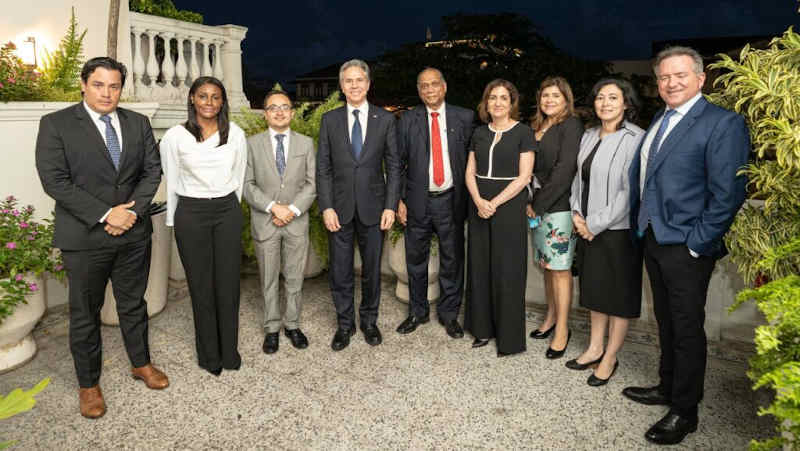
{"left": 431, "top": 112, "right": 444, "bottom": 187}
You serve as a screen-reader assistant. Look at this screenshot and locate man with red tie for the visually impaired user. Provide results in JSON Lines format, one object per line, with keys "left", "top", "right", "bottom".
{"left": 396, "top": 68, "right": 475, "bottom": 338}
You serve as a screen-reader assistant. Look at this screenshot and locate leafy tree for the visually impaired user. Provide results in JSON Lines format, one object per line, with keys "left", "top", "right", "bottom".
{"left": 129, "top": 0, "right": 203, "bottom": 24}
{"left": 371, "top": 13, "right": 609, "bottom": 118}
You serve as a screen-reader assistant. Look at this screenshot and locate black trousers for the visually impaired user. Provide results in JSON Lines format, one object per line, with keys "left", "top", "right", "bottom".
{"left": 174, "top": 193, "right": 242, "bottom": 371}
{"left": 643, "top": 228, "right": 716, "bottom": 416}
{"left": 465, "top": 181, "right": 527, "bottom": 355}
{"left": 404, "top": 190, "right": 464, "bottom": 322}
{"left": 328, "top": 211, "right": 383, "bottom": 330}
{"left": 62, "top": 239, "right": 152, "bottom": 388}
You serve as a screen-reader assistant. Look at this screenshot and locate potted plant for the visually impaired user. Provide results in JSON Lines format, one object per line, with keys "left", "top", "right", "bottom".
{"left": 234, "top": 87, "right": 343, "bottom": 277}
{"left": 386, "top": 222, "right": 440, "bottom": 303}
{"left": 0, "top": 196, "right": 64, "bottom": 373}
{"left": 709, "top": 26, "right": 800, "bottom": 450}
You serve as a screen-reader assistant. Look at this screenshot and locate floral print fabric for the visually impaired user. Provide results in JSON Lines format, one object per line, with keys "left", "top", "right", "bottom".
{"left": 532, "top": 211, "right": 576, "bottom": 270}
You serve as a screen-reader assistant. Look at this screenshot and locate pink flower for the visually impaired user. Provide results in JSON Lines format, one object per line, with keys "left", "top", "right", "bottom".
{"left": 0, "top": 82, "right": 4, "bottom": 89}
{"left": 7, "top": 77, "right": 16, "bottom": 84}
{"left": 5, "top": 196, "right": 15, "bottom": 202}
{"left": 28, "top": 283, "right": 38, "bottom": 292}
{"left": 31, "top": 231, "right": 37, "bottom": 236}
{"left": 1, "top": 209, "right": 8, "bottom": 214}
{"left": 6, "top": 242, "right": 16, "bottom": 249}
{"left": 11, "top": 209, "right": 20, "bottom": 216}
{"left": 15, "top": 274, "right": 23, "bottom": 281}
{"left": 27, "top": 235, "right": 35, "bottom": 241}
{"left": 19, "top": 222, "right": 28, "bottom": 228}
{"left": 54, "top": 264, "right": 64, "bottom": 271}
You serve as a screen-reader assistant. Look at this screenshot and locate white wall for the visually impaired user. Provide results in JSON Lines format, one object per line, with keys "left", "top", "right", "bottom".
{"left": 0, "top": 0, "right": 133, "bottom": 96}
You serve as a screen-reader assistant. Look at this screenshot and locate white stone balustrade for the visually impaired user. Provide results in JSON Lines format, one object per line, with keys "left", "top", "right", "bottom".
{"left": 128, "top": 12, "right": 249, "bottom": 108}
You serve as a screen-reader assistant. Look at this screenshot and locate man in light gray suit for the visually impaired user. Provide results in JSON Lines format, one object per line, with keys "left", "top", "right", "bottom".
{"left": 244, "top": 90, "right": 316, "bottom": 354}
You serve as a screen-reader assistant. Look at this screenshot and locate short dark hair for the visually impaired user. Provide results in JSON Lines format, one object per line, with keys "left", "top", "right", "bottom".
{"left": 263, "top": 90, "right": 292, "bottom": 108}
{"left": 477, "top": 79, "right": 520, "bottom": 124}
{"left": 590, "top": 77, "right": 641, "bottom": 127}
{"left": 80, "top": 57, "right": 127, "bottom": 87}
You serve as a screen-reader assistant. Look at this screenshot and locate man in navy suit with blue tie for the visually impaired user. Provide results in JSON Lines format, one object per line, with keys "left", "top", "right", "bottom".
{"left": 316, "top": 59, "right": 401, "bottom": 351}
{"left": 625, "top": 46, "right": 750, "bottom": 445}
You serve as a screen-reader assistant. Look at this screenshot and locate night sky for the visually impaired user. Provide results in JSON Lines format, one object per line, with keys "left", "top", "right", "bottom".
{"left": 175, "top": 0, "right": 799, "bottom": 86}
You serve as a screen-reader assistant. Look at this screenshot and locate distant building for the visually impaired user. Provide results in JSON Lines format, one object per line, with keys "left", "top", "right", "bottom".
{"left": 294, "top": 63, "right": 340, "bottom": 103}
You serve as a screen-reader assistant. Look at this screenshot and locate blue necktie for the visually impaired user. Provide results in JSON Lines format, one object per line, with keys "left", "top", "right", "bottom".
{"left": 275, "top": 134, "right": 286, "bottom": 177}
{"left": 99, "top": 114, "right": 121, "bottom": 170}
{"left": 351, "top": 109, "right": 363, "bottom": 160}
{"left": 637, "top": 109, "right": 677, "bottom": 235}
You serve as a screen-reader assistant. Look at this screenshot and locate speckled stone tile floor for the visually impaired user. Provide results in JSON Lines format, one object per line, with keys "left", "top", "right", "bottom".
{"left": 1, "top": 274, "right": 775, "bottom": 450}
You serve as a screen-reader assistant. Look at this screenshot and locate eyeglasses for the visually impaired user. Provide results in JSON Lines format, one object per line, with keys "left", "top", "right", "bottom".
{"left": 266, "top": 104, "right": 292, "bottom": 112}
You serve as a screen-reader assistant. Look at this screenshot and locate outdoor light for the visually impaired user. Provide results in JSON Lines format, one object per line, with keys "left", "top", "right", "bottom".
{"left": 20, "top": 36, "right": 36, "bottom": 68}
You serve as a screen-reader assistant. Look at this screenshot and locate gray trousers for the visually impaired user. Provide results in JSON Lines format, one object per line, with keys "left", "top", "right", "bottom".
{"left": 255, "top": 228, "right": 309, "bottom": 333}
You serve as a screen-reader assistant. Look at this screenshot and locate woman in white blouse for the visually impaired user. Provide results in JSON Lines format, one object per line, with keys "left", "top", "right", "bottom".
{"left": 160, "top": 76, "right": 247, "bottom": 376}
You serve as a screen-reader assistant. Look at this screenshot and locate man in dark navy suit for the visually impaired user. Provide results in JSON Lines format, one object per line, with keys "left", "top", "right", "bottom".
{"left": 395, "top": 68, "right": 475, "bottom": 338}
{"left": 625, "top": 46, "right": 750, "bottom": 445}
{"left": 36, "top": 57, "right": 168, "bottom": 419}
{"left": 316, "top": 59, "right": 401, "bottom": 351}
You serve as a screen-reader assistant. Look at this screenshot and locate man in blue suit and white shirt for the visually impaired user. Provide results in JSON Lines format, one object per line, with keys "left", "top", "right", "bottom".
{"left": 316, "top": 59, "right": 401, "bottom": 351}
{"left": 625, "top": 46, "right": 750, "bottom": 445}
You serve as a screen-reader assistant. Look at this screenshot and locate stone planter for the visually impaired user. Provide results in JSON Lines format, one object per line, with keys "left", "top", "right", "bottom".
{"left": 101, "top": 205, "right": 171, "bottom": 325}
{"left": 388, "top": 237, "right": 439, "bottom": 303}
{"left": 0, "top": 274, "right": 45, "bottom": 373}
{"left": 303, "top": 242, "right": 324, "bottom": 279}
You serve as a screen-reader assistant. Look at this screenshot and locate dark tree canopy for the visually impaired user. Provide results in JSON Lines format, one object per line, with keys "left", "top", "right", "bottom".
{"left": 371, "top": 13, "right": 610, "bottom": 120}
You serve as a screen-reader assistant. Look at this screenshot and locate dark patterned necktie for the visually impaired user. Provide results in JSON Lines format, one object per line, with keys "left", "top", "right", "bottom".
{"left": 351, "top": 109, "right": 363, "bottom": 159}
{"left": 275, "top": 134, "right": 286, "bottom": 176}
{"left": 99, "top": 115, "right": 121, "bottom": 170}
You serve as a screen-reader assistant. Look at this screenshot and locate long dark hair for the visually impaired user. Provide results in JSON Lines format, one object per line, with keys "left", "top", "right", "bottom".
{"left": 184, "top": 76, "right": 230, "bottom": 146}
{"left": 589, "top": 78, "right": 641, "bottom": 129}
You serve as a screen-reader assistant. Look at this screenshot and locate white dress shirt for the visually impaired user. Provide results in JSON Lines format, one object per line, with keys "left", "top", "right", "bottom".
{"left": 159, "top": 122, "right": 248, "bottom": 226}
{"left": 346, "top": 101, "right": 368, "bottom": 145}
{"left": 84, "top": 102, "right": 129, "bottom": 223}
{"left": 639, "top": 91, "right": 704, "bottom": 257}
{"left": 265, "top": 127, "right": 301, "bottom": 216}
{"left": 426, "top": 103, "right": 453, "bottom": 191}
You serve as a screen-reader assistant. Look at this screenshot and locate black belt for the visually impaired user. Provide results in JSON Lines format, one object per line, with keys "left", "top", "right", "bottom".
{"left": 428, "top": 187, "right": 454, "bottom": 197}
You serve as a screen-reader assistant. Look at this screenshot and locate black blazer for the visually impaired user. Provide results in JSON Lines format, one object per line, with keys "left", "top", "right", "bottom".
{"left": 316, "top": 104, "right": 401, "bottom": 226}
{"left": 35, "top": 103, "right": 162, "bottom": 250}
{"left": 397, "top": 103, "right": 475, "bottom": 225}
{"left": 531, "top": 115, "right": 583, "bottom": 214}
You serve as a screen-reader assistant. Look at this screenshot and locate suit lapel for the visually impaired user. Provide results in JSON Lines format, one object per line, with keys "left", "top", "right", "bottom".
{"left": 443, "top": 104, "right": 458, "bottom": 173}
{"left": 358, "top": 103, "right": 379, "bottom": 162}
{"left": 262, "top": 132, "right": 279, "bottom": 178}
{"left": 337, "top": 107, "right": 355, "bottom": 162}
{"left": 645, "top": 98, "right": 707, "bottom": 183}
{"left": 116, "top": 108, "right": 134, "bottom": 173}
{"left": 74, "top": 103, "right": 116, "bottom": 171}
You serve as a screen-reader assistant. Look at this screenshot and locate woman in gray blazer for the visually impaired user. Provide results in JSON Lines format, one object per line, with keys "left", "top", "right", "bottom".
{"left": 566, "top": 78, "right": 645, "bottom": 386}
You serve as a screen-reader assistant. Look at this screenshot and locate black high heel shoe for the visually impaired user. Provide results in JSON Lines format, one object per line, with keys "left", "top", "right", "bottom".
{"left": 587, "top": 360, "right": 619, "bottom": 386}
{"left": 529, "top": 324, "right": 555, "bottom": 339}
{"left": 545, "top": 330, "right": 571, "bottom": 359}
{"left": 472, "top": 338, "right": 490, "bottom": 348}
{"left": 565, "top": 352, "right": 605, "bottom": 370}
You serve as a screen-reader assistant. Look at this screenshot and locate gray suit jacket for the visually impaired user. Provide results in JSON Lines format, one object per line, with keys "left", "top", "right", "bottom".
{"left": 243, "top": 129, "right": 316, "bottom": 241}
{"left": 570, "top": 121, "right": 644, "bottom": 235}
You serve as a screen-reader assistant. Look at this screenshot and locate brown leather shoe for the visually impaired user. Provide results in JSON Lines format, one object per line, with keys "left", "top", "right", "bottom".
{"left": 131, "top": 363, "right": 169, "bottom": 389}
{"left": 79, "top": 386, "right": 106, "bottom": 419}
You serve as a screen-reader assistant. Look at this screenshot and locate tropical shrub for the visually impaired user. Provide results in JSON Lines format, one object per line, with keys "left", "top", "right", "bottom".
{"left": 129, "top": 0, "right": 203, "bottom": 24}
{"left": 709, "top": 26, "right": 800, "bottom": 450}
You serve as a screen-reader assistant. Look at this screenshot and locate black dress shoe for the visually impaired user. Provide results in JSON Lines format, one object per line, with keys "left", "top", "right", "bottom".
{"left": 565, "top": 353, "right": 604, "bottom": 370}
{"left": 529, "top": 324, "right": 555, "bottom": 339}
{"left": 587, "top": 360, "right": 619, "bottom": 386}
{"left": 396, "top": 315, "right": 429, "bottom": 334}
{"left": 362, "top": 324, "right": 382, "bottom": 346}
{"left": 545, "top": 330, "right": 571, "bottom": 359}
{"left": 645, "top": 411, "right": 698, "bottom": 445}
{"left": 443, "top": 319, "right": 464, "bottom": 339}
{"left": 622, "top": 385, "right": 671, "bottom": 406}
{"left": 330, "top": 327, "right": 356, "bottom": 351}
{"left": 284, "top": 328, "right": 309, "bottom": 349}
{"left": 204, "top": 366, "right": 222, "bottom": 376}
{"left": 262, "top": 332, "right": 279, "bottom": 354}
{"left": 472, "top": 338, "right": 490, "bottom": 348}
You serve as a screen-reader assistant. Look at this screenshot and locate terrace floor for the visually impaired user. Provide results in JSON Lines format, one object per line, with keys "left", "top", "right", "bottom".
{"left": 1, "top": 274, "right": 774, "bottom": 450}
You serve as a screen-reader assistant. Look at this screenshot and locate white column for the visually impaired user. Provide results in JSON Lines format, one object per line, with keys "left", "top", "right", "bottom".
{"left": 213, "top": 40, "right": 225, "bottom": 82}
{"left": 160, "top": 32, "right": 176, "bottom": 87}
{"left": 131, "top": 27, "right": 146, "bottom": 95}
{"left": 219, "top": 25, "right": 249, "bottom": 109}
{"left": 188, "top": 37, "right": 201, "bottom": 85}
{"left": 145, "top": 30, "right": 160, "bottom": 85}
{"left": 200, "top": 39, "right": 212, "bottom": 77}
{"left": 174, "top": 35, "right": 188, "bottom": 89}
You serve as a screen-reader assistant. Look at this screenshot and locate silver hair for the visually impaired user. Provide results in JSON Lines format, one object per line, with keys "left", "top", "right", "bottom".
{"left": 339, "top": 59, "right": 371, "bottom": 82}
{"left": 417, "top": 67, "right": 446, "bottom": 85}
{"left": 653, "top": 46, "right": 704, "bottom": 75}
